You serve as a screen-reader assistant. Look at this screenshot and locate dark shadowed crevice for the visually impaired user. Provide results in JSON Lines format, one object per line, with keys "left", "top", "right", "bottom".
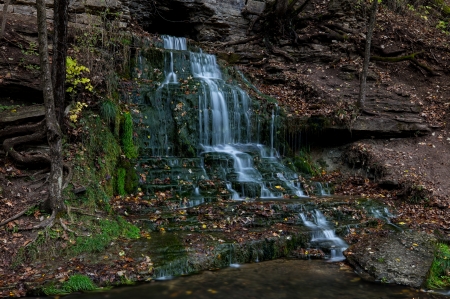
{"left": 130, "top": 0, "right": 215, "bottom": 40}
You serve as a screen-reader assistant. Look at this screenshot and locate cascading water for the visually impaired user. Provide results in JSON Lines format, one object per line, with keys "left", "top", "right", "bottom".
{"left": 187, "top": 39, "right": 306, "bottom": 199}
{"left": 133, "top": 36, "right": 306, "bottom": 202}
{"left": 300, "top": 209, "right": 348, "bottom": 261}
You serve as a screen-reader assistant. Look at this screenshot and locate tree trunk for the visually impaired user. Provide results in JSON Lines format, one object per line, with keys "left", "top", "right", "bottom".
{"left": 52, "top": 0, "right": 69, "bottom": 129}
{"left": 36, "top": 0, "right": 65, "bottom": 213}
{"left": 358, "top": 0, "right": 378, "bottom": 109}
{"left": 275, "top": 0, "right": 289, "bottom": 17}
{"left": 0, "top": 0, "right": 11, "bottom": 38}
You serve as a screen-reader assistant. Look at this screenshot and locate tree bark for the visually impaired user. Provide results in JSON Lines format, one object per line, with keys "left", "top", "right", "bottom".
{"left": 0, "top": 0, "right": 11, "bottom": 39}
{"left": 358, "top": 0, "right": 378, "bottom": 109}
{"left": 275, "top": 0, "right": 289, "bottom": 17}
{"left": 36, "top": 0, "right": 65, "bottom": 213}
{"left": 52, "top": 0, "right": 69, "bottom": 129}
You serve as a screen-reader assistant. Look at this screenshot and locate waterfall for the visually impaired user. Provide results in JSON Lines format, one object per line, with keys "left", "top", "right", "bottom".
{"left": 134, "top": 35, "right": 306, "bottom": 201}
{"left": 300, "top": 210, "right": 348, "bottom": 261}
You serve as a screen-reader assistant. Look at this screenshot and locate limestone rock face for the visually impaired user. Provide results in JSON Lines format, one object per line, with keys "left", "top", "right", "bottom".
{"left": 128, "top": 0, "right": 251, "bottom": 41}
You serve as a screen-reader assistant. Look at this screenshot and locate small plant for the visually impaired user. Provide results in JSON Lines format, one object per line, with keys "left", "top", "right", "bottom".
{"left": 436, "top": 20, "right": 449, "bottom": 33}
{"left": 19, "top": 42, "right": 39, "bottom": 56}
{"left": 68, "top": 101, "right": 88, "bottom": 123}
{"left": 0, "top": 104, "right": 19, "bottom": 112}
{"left": 427, "top": 243, "right": 450, "bottom": 289}
{"left": 293, "top": 148, "right": 321, "bottom": 176}
{"left": 66, "top": 56, "right": 94, "bottom": 94}
{"left": 100, "top": 99, "right": 118, "bottom": 123}
{"left": 43, "top": 274, "right": 97, "bottom": 295}
{"left": 19, "top": 58, "right": 40, "bottom": 71}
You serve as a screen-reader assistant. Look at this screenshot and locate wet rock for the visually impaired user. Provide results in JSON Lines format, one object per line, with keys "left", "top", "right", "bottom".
{"left": 345, "top": 230, "right": 436, "bottom": 288}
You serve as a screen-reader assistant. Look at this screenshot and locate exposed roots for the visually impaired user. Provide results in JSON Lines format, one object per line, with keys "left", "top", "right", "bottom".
{"left": 222, "top": 35, "right": 262, "bottom": 47}
{"left": 264, "top": 38, "right": 295, "bottom": 62}
{"left": 18, "top": 210, "right": 56, "bottom": 231}
{"left": 370, "top": 51, "right": 438, "bottom": 76}
{"left": 59, "top": 217, "right": 89, "bottom": 237}
{"left": 2, "top": 120, "right": 49, "bottom": 167}
{"left": 0, "top": 198, "right": 48, "bottom": 227}
{"left": 1, "top": 119, "right": 73, "bottom": 189}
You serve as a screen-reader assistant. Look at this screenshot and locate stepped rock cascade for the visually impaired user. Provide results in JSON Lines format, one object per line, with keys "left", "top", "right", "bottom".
{"left": 300, "top": 210, "right": 348, "bottom": 261}
{"left": 132, "top": 36, "right": 305, "bottom": 204}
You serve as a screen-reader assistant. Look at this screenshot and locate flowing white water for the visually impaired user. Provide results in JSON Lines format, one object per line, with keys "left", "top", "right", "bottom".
{"left": 300, "top": 210, "right": 348, "bottom": 261}
{"left": 158, "top": 36, "right": 305, "bottom": 199}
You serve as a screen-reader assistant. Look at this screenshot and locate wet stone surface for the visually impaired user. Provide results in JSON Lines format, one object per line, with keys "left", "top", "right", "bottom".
{"left": 345, "top": 230, "right": 436, "bottom": 288}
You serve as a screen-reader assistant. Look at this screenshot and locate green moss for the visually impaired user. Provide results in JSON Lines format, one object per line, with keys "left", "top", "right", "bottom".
{"left": 73, "top": 114, "right": 121, "bottom": 208}
{"left": 427, "top": 243, "right": 450, "bottom": 289}
{"left": 43, "top": 274, "right": 97, "bottom": 295}
{"left": 293, "top": 148, "right": 321, "bottom": 176}
{"left": 117, "top": 167, "right": 126, "bottom": 196}
{"left": 117, "top": 159, "right": 138, "bottom": 194}
{"left": 122, "top": 112, "right": 138, "bottom": 159}
{"left": 70, "top": 217, "right": 140, "bottom": 255}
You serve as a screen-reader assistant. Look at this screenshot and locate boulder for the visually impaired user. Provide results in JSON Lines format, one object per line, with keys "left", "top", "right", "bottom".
{"left": 345, "top": 230, "right": 436, "bottom": 288}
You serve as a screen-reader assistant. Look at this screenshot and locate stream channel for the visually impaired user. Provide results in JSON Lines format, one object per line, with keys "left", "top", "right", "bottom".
{"left": 52, "top": 36, "right": 447, "bottom": 298}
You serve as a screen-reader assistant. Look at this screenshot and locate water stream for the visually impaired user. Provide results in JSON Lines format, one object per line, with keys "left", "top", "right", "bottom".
{"left": 134, "top": 36, "right": 305, "bottom": 201}
{"left": 300, "top": 209, "right": 348, "bottom": 261}
{"left": 60, "top": 259, "right": 444, "bottom": 299}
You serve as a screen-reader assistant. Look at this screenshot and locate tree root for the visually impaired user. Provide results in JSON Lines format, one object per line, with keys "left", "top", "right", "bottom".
{"left": 2, "top": 120, "right": 49, "bottom": 167}
{"left": 222, "top": 35, "right": 261, "bottom": 47}
{"left": 2, "top": 119, "right": 73, "bottom": 188}
{"left": 264, "top": 38, "right": 295, "bottom": 62}
{"left": 68, "top": 206, "right": 104, "bottom": 218}
{"left": 59, "top": 218, "right": 89, "bottom": 237}
{"left": 370, "top": 51, "right": 439, "bottom": 76}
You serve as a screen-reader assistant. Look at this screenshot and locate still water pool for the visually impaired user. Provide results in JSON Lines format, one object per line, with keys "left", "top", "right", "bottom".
{"left": 59, "top": 259, "right": 446, "bottom": 299}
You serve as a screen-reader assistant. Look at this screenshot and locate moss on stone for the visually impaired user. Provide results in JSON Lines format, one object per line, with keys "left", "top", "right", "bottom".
{"left": 122, "top": 112, "right": 138, "bottom": 159}
{"left": 426, "top": 243, "right": 450, "bottom": 289}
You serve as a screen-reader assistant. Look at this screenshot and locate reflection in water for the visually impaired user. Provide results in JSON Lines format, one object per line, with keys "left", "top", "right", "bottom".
{"left": 61, "top": 259, "right": 443, "bottom": 299}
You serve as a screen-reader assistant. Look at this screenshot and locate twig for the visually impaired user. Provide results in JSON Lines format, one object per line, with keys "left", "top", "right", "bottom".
{"left": 0, "top": 207, "right": 29, "bottom": 227}
{"left": 0, "top": 197, "right": 47, "bottom": 227}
